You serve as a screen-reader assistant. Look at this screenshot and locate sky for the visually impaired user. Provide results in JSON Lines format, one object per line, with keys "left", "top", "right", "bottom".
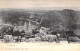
{"left": 0, "top": 0, "right": 80, "bottom": 10}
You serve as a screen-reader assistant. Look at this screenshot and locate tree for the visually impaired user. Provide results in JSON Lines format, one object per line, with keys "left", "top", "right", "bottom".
{"left": 63, "top": 9, "right": 78, "bottom": 30}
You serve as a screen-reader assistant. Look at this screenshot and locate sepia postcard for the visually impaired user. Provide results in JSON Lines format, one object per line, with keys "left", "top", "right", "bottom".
{"left": 0, "top": 0, "right": 80, "bottom": 51}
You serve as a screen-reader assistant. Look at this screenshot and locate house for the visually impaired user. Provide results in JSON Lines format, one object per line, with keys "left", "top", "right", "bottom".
{"left": 13, "top": 18, "right": 36, "bottom": 34}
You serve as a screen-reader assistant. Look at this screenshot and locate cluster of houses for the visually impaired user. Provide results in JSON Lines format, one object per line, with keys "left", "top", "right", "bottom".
{"left": 0, "top": 14, "right": 60, "bottom": 43}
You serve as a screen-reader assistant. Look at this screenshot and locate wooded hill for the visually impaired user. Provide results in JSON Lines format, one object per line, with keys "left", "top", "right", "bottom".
{"left": 0, "top": 9, "right": 79, "bottom": 31}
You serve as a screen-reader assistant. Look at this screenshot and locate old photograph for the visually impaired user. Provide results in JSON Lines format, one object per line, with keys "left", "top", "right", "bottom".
{"left": 0, "top": 0, "right": 80, "bottom": 51}
{"left": 0, "top": 8, "right": 80, "bottom": 43}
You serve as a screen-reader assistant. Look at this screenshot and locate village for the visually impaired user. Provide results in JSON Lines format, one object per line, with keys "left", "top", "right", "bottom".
{"left": 0, "top": 9, "right": 80, "bottom": 43}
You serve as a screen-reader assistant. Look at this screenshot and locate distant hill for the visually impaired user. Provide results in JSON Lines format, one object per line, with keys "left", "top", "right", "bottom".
{"left": 0, "top": 9, "right": 79, "bottom": 31}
